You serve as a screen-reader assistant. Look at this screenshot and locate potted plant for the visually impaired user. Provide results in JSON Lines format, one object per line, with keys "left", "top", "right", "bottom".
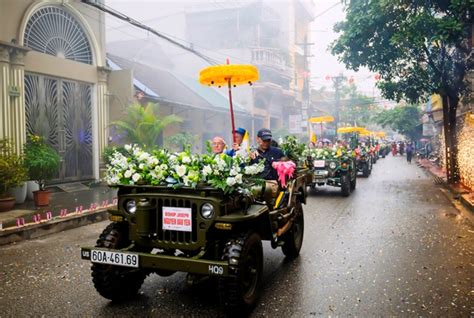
{"left": 23, "top": 135, "right": 60, "bottom": 206}
{"left": 0, "top": 139, "right": 27, "bottom": 212}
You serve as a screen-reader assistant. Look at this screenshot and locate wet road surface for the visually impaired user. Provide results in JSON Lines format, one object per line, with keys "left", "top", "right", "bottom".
{"left": 0, "top": 155, "right": 473, "bottom": 317}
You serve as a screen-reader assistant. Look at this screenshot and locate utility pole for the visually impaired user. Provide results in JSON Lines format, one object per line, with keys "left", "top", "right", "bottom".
{"left": 331, "top": 74, "right": 346, "bottom": 134}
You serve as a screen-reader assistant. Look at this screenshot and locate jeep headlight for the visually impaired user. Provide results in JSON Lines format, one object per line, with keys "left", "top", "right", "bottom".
{"left": 125, "top": 200, "right": 137, "bottom": 214}
{"left": 201, "top": 203, "right": 214, "bottom": 219}
{"left": 329, "top": 161, "right": 337, "bottom": 170}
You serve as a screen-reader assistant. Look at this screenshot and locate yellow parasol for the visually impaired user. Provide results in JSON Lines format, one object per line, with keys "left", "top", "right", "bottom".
{"left": 308, "top": 116, "right": 334, "bottom": 123}
{"left": 337, "top": 126, "right": 366, "bottom": 134}
{"left": 375, "top": 131, "right": 386, "bottom": 138}
{"left": 199, "top": 60, "right": 259, "bottom": 142}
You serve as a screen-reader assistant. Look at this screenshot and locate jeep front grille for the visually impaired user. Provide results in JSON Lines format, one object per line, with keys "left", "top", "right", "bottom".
{"left": 156, "top": 198, "right": 198, "bottom": 244}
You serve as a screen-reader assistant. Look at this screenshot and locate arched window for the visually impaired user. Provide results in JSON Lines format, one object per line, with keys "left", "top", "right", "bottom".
{"left": 24, "top": 6, "right": 93, "bottom": 65}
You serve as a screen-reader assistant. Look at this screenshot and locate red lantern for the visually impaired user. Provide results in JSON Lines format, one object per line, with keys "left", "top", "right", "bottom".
{"left": 325, "top": 75, "right": 331, "bottom": 81}
{"left": 374, "top": 74, "right": 381, "bottom": 81}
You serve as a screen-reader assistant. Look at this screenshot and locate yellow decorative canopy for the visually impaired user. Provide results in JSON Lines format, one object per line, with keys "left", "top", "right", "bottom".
{"left": 375, "top": 131, "right": 386, "bottom": 138}
{"left": 337, "top": 126, "right": 366, "bottom": 134}
{"left": 308, "top": 116, "right": 334, "bottom": 123}
{"left": 199, "top": 64, "right": 259, "bottom": 86}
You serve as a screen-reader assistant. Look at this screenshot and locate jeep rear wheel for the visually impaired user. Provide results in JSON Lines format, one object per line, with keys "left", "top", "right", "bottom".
{"left": 362, "top": 163, "right": 370, "bottom": 177}
{"left": 219, "top": 232, "right": 263, "bottom": 315}
{"left": 350, "top": 172, "right": 357, "bottom": 191}
{"left": 341, "top": 174, "right": 351, "bottom": 197}
{"left": 91, "top": 222, "right": 147, "bottom": 302}
{"left": 281, "top": 201, "right": 304, "bottom": 259}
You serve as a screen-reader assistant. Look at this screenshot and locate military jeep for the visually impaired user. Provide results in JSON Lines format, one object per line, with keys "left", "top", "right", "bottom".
{"left": 356, "top": 149, "right": 373, "bottom": 177}
{"left": 81, "top": 168, "right": 308, "bottom": 314}
{"left": 308, "top": 155, "right": 357, "bottom": 197}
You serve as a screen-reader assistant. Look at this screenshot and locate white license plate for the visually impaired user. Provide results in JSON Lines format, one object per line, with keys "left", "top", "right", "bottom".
{"left": 313, "top": 160, "right": 325, "bottom": 168}
{"left": 162, "top": 206, "right": 192, "bottom": 232}
{"left": 90, "top": 250, "right": 139, "bottom": 268}
{"left": 316, "top": 170, "right": 328, "bottom": 175}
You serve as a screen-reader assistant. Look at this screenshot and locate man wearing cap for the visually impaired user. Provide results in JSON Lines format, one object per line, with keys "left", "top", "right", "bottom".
{"left": 250, "top": 128, "right": 284, "bottom": 180}
{"left": 226, "top": 127, "right": 248, "bottom": 158}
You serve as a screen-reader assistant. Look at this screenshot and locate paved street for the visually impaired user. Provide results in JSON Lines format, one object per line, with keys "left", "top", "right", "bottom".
{"left": 0, "top": 156, "right": 472, "bottom": 317}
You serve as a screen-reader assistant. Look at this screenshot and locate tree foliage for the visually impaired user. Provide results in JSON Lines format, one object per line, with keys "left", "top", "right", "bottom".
{"left": 374, "top": 105, "right": 422, "bottom": 140}
{"left": 110, "top": 103, "right": 182, "bottom": 150}
{"left": 331, "top": 0, "right": 473, "bottom": 183}
{"left": 332, "top": 0, "right": 473, "bottom": 103}
{"left": 340, "top": 83, "right": 379, "bottom": 126}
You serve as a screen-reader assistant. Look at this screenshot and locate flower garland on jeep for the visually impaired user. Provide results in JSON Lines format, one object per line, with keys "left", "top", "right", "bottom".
{"left": 303, "top": 146, "right": 355, "bottom": 161}
{"left": 105, "top": 145, "right": 265, "bottom": 194}
{"left": 278, "top": 135, "right": 307, "bottom": 166}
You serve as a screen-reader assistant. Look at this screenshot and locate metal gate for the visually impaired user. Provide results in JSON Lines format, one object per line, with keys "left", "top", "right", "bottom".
{"left": 25, "top": 73, "right": 93, "bottom": 183}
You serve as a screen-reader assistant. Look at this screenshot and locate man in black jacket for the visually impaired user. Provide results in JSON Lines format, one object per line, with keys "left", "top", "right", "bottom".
{"left": 250, "top": 128, "right": 283, "bottom": 180}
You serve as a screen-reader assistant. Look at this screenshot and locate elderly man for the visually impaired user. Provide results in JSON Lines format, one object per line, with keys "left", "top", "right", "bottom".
{"left": 211, "top": 136, "right": 226, "bottom": 154}
{"left": 250, "top": 128, "right": 283, "bottom": 180}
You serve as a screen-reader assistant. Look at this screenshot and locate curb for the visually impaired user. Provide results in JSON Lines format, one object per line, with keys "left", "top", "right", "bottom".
{"left": 0, "top": 209, "right": 109, "bottom": 246}
{"left": 417, "top": 160, "right": 474, "bottom": 214}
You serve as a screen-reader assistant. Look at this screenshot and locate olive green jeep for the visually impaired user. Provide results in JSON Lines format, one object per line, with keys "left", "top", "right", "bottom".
{"left": 81, "top": 168, "right": 308, "bottom": 314}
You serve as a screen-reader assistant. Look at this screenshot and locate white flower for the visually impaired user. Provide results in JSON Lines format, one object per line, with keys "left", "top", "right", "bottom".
{"left": 182, "top": 156, "right": 191, "bottom": 164}
{"left": 176, "top": 165, "right": 187, "bottom": 177}
{"left": 226, "top": 177, "right": 236, "bottom": 187}
{"left": 148, "top": 157, "right": 158, "bottom": 166}
{"left": 160, "top": 164, "right": 168, "bottom": 171}
{"left": 139, "top": 163, "right": 145, "bottom": 170}
{"left": 138, "top": 152, "right": 150, "bottom": 162}
{"left": 235, "top": 174, "right": 243, "bottom": 184}
{"left": 183, "top": 175, "right": 190, "bottom": 186}
{"left": 124, "top": 169, "right": 134, "bottom": 178}
{"left": 132, "top": 173, "right": 141, "bottom": 182}
{"left": 202, "top": 165, "right": 213, "bottom": 176}
{"left": 124, "top": 144, "right": 132, "bottom": 151}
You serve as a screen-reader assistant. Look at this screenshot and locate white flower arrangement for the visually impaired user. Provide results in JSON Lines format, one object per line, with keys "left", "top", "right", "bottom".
{"left": 105, "top": 145, "right": 265, "bottom": 193}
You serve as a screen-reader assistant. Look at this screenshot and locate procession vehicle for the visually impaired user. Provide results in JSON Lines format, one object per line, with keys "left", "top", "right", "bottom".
{"left": 306, "top": 148, "right": 357, "bottom": 197}
{"left": 337, "top": 127, "right": 373, "bottom": 178}
{"left": 80, "top": 146, "right": 308, "bottom": 315}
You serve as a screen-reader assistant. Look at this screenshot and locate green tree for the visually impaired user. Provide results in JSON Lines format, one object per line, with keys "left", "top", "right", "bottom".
{"left": 331, "top": 0, "right": 473, "bottom": 183}
{"left": 340, "top": 83, "right": 379, "bottom": 126}
{"left": 111, "top": 103, "right": 182, "bottom": 150}
{"left": 374, "top": 105, "right": 422, "bottom": 141}
{"left": 165, "top": 132, "right": 197, "bottom": 152}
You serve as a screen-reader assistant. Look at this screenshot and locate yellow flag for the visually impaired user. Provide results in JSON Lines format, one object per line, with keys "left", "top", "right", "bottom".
{"left": 241, "top": 130, "right": 250, "bottom": 152}
{"left": 311, "top": 133, "right": 317, "bottom": 143}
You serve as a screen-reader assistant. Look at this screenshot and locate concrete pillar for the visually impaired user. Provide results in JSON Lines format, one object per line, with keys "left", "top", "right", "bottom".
{"left": 9, "top": 49, "right": 27, "bottom": 154}
{"left": 97, "top": 67, "right": 110, "bottom": 162}
{"left": 0, "top": 46, "right": 10, "bottom": 140}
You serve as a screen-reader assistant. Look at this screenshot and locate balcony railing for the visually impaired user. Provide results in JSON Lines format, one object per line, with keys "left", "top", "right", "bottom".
{"left": 251, "top": 48, "right": 289, "bottom": 71}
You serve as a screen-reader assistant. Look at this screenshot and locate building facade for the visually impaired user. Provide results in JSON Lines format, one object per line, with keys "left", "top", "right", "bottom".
{"left": 0, "top": 0, "right": 109, "bottom": 183}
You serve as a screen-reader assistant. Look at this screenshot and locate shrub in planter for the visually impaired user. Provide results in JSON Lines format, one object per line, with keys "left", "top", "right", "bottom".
{"left": 23, "top": 135, "right": 60, "bottom": 206}
{"left": 0, "top": 139, "right": 27, "bottom": 211}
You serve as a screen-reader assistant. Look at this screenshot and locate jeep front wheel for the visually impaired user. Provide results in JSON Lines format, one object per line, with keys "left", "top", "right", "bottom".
{"left": 219, "top": 232, "right": 263, "bottom": 315}
{"left": 341, "top": 174, "right": 351, "bottom": 197}
{"left": 362, "top": 162, "right": 370, "bottom": 177}
{"left": 91, "top": 222, "right": 147, "bottom": 302}
{"left": 281, "top": 201, "right": 304, "bottom": 259}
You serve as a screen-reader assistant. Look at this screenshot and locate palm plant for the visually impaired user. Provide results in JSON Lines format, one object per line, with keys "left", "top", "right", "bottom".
{"left": 110, "top": 103, "right": 182, "bottom": 150}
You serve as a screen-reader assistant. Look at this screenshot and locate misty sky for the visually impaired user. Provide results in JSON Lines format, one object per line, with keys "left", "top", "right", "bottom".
{"left": 104, "top": 0, "right": 379, "bottom": 95}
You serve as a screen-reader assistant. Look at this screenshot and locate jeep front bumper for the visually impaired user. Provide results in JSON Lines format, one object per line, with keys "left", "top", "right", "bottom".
{"left": 81, "top": 247, "right": 232, "bottom": 277}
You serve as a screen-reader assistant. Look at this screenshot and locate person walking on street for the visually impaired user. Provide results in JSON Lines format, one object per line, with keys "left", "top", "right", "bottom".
{"left": 406, "top": 142, "right": 414, "bottom": 163}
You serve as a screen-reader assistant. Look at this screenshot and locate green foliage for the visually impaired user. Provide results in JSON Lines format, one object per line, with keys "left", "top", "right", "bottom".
{"left": 102, "top": 145, "right": 127, "bottom": 166}
{"left": 340, "top": 83, "right": 379, "bottom": 126}
{"left": 331, "top": 0, "right": 473, "bottom": 102}
{"left": 23, "top": 135, "right": 61, "bottom": 191}
{"left": 374, "top": 105, "right": 422, "bottom": 140}
{"left": 165, "top": 132, "right": 197, "bottom": 152}
{"left": 279, "top": 135, "right": 306, "bottom": 164}
{"left": 0, "top": 139, "right": 28, "bottom": 197}
{"left": 110, "top": 103, "right": 182, "bottom": 150}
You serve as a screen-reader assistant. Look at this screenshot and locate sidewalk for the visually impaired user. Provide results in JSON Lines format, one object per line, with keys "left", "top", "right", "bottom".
{"left": 417, "top": 158, "right": 474, "bottom": 213}
{"left": 0, "top": 182, "right": 117, "bottom": 245}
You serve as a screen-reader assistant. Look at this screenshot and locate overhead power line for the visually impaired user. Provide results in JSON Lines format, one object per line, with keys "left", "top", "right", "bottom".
{"left": 81, "top": 0, "right": 219, "bottom": 65}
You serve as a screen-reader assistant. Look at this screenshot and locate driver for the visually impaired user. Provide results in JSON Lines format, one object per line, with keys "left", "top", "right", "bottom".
{"left": 249, "top": 128, "right": 283, "bottom": 180}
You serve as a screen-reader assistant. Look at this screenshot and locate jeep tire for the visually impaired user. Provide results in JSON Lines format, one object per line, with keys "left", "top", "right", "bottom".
{"left": 350, "top": 171, "right": 357, "bottom": 191}
{"left": 91, "top": 222, "right": 147, "bottom": 302}
{"left": 281, "top": 201, "right": 304, "bottom": 259}
{"left": 341, "top": 174, "right": 351, "bottom": 197}
{"left": 219, "top": 232, "right": 263, "bottom": 316}
{"left": 362, "top": 163, "right": 370, "bottom": 178}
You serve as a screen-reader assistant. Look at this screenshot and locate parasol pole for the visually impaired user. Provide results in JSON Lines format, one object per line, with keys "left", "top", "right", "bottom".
{"left": 226, "top": 58, "right": 237, "bottom": 143}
